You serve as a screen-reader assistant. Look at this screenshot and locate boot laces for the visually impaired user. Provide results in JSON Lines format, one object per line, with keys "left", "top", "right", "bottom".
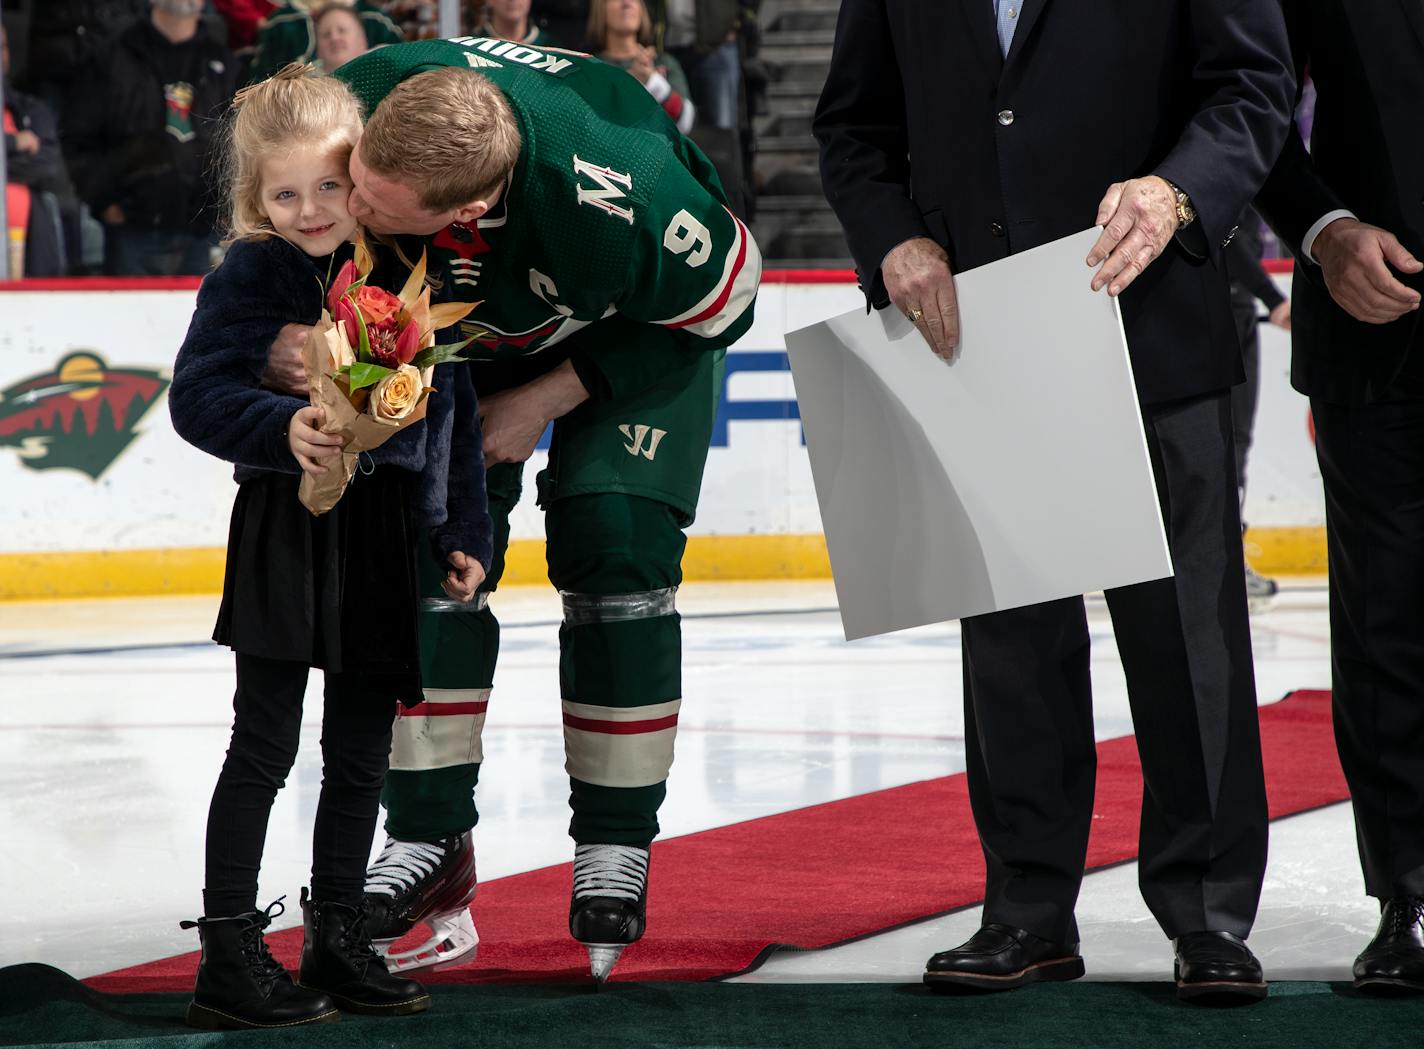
{"left": 179, "top": 897, "right": 287, "bottom": 988}
{"left": 364, "top": 838, "right": 447, "bottom": 898}
{"left": 572, "top": 844, "right": 648, "bottom": 903}
{"left": 242, "top": 898, "right": 288, "bottom": 986}
{"left": 335, "top": 903, "right": 380, "bottom": 963}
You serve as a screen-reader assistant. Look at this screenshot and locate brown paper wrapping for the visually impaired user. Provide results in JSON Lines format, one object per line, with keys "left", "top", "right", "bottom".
{"left": 297, "top": 313, "right": 434, "bottom": 515}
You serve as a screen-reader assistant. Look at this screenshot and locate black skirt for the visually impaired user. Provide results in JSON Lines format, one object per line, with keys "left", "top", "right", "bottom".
{"left": 213, "top": 466, "right": 423, "bottom": 705}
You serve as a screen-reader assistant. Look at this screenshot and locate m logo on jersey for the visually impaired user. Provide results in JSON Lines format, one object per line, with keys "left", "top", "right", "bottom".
{"left": 619, "top": 424, "right": 667, "bottom": 461}
{"left": 572, "top": 155, "right": 635, "bottom": 225}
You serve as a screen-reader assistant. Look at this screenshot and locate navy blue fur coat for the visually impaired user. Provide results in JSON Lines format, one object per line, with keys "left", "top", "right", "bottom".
{"left": 168, "top": 235, "right": 493, "bottom": 571}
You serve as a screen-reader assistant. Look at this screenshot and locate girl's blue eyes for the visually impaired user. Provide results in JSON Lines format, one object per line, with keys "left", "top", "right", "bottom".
{"left": 273, "top": 182, "right": 343, "bottom": 201}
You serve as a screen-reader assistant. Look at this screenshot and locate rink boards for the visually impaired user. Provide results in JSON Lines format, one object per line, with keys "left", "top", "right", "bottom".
{"left": 0, "top": 272, "right": 1322, "bottom": 598}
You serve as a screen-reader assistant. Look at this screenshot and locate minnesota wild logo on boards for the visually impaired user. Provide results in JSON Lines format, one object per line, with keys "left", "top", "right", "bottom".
{"left": 0, "top": 352, "right": 170, "bottom": 480}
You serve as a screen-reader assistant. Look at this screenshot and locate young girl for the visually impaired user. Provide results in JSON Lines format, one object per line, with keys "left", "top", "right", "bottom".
{"left": 168, "top": 66, "right": 492, "bottom": 1030}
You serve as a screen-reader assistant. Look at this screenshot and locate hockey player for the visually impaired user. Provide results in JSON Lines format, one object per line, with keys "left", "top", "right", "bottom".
{"left": 307, "top": 38, "right": 761, "bottom": 982}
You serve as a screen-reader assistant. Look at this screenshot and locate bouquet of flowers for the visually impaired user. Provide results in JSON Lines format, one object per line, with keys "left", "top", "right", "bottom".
{"left": 299, "top": 240, "right": 477, "bottom": 514}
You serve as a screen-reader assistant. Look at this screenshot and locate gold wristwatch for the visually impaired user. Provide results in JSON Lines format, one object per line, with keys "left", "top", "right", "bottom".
{"left": 1164, "top": 179, "right": 1196, "bottom": 229}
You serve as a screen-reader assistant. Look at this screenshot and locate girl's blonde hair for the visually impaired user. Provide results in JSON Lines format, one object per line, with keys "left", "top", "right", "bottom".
{"left": 221, "top": 64, "right": 365, "bottom": 241}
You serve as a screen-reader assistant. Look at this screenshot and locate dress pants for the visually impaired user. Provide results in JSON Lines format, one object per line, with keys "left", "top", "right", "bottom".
{"left": 961, "top": 389, "right": 1268, "bottom": 945}
{"left": 1312, "top": 389, "right": 1424, "bottom": 898}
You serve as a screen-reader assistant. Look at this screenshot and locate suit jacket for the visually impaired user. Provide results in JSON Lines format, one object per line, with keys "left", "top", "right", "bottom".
{"left": 1254, "top": 1, "right": 1424, "bottom": 404}
{"left": 813, "top": 0, "right": 1295, "bottom": 406}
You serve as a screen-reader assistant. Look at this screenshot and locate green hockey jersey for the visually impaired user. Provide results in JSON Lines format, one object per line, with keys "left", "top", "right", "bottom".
{"left": 336, "top": 39, "right": 761, "bottom": 399}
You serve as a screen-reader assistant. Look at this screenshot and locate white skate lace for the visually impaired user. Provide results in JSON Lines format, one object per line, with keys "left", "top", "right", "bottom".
{"left": 572, "top": 844, "right": 648, "bottom": 903}
{"left": 364, "top": 838, "right": 446, "bottom": 898}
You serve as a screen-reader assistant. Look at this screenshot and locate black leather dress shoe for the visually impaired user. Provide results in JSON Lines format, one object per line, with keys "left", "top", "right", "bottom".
{"left": 1354, "top": 896, "right": 1424, "bottom": 995}
{"left": 1173, "top": 931, "right": 1267, "bottom": 1003}
{"left": 924, "top": 923, "right": 1084, "bottom": 992}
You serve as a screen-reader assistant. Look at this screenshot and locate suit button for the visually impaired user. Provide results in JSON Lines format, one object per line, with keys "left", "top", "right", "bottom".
{"left": 997, "top": 109, "right": 1015, "bottom": 126}
{"left": 991, "top": 222, "right": 1005, "bottom": 237}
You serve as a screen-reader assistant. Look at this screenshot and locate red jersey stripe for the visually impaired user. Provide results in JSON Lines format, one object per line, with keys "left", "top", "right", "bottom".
{"left": 563, "top": 712, "right": 680, "bottom": 735}
{"left": 400, "top": 701, "right": 490, "bottom": 718}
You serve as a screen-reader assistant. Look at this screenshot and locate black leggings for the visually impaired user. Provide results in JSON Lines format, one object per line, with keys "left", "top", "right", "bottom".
{"left": 203, "top": 653, "right": 396, "bottom": 917}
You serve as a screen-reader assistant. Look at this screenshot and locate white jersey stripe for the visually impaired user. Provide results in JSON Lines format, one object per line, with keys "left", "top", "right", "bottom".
{"left": 390, "top": 688, "right": 491, "bottom": 770}
{"left": 561, "top": 699, "right": 682, "bottom": 724}
{"left": 564, "top": 725, "right": 678, "bottom": 788}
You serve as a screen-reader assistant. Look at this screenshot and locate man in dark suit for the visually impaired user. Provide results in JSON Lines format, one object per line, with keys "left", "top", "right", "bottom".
{"left": 814, "top": 0, "right": 1294, "bottom": 1002}
{"left": 1254, "top": 0, "right": 1424, "bottom": 994}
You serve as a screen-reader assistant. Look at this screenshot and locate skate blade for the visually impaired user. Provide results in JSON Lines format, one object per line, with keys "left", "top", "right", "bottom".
{"left": 584, "top": 943, "right": 626, "bottom": 986}
{"left": 377, "top": 908, "right": 479, "bottom": 974}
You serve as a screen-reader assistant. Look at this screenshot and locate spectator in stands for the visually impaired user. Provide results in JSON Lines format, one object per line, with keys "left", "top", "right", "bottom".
{"left": 213, "top": 0, "right": 278, "bottom": 77}
{"left": 383, "top": 0, "right": 440, "bottom": 40}
{"left": 3, "top": 24, "right": 76, "bottom": 276}
{"left": 469, "top": 0, "right": 560, "bottom": 46}
{"left": 313, "top": 3, "right": 370, "bottom": 69}
{"left": 248, "top": 1, "right": 400, "bottom": 81}
{"left": 63, "top": 0, "right": 238, "bottom": 276}
{"left": 589, "top": 0, "right": 693, "bottom": 133}
{"left": 214, "top": 0, "right": 279, "bottom": 51}
{"left": 22, "top": 0, "right": 149, "bottom": 115}
{"left": 655, "top": 0, "right": 738, "bottom": 131}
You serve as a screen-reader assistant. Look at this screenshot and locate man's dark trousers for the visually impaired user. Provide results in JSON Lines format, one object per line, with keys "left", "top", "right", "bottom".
{"left": 1312, "top": 380, "right": 1424, "bottom": 900}
{"left": 961, "top": 389, "right": 1268, "bottom": 945}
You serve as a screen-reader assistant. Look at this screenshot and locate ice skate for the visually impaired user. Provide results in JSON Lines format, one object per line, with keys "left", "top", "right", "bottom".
{"left": 569, "top": 844, "right": 649, "bottom": 985}
{"left": 1244, "top": 561, "right": 1279, "bottom": 612}
{"left": 363, "top": 831, "right": 479, "bottom": 974}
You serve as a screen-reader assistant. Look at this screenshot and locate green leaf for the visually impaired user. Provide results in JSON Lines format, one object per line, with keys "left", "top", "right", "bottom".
{"left": 343, "top": 362, "right": 395, "bottom": 392}
{"left": 410, "top": 337, "right": 477, "bottom": 370}
{"left": 354, "top": 303, "right": 372, "bottom": 364}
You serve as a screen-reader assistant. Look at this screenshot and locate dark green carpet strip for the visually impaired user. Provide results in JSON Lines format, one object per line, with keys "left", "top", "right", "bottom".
{"left": 3, "top": 964, "right": 1423, "bottom": 1048}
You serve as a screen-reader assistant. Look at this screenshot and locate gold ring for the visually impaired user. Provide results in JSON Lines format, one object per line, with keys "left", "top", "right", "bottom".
{"left": 907, "top": 307, "right": 924, "bottom": 323}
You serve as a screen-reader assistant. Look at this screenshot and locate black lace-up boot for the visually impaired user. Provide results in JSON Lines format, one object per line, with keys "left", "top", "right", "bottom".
{"left": 297, "top": 888, "right": 430, "bottom": 1015}
{"left": 181, "top": 898, "right": 339, "bottom": 1030}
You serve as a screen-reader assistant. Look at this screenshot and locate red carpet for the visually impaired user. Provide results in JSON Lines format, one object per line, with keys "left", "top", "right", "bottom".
{"left": 88, "top": 690, "right": 1347, "bottom": 992}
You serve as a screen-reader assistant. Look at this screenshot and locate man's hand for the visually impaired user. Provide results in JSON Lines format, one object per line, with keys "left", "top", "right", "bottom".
{"left": 480, "top": 359, "right": 591, "bottom": 464}
{"left": 882, "top": 237, "right": 958, "bottom": 360}
{"left": 14, "top": 130, "right": 40, "bottom": 155}
{"left": 442, "top": 551, "right": 486, "bottom": 603}
{"left": 288, "top": 405, "right": 345, "bottom": 475}
{"left": 1087, "top": 176, "right": 1180, "bottom": 296}
{"left": 263, "top": 323, "right": 312, "bottom": 395}
{"left": 100, "top": 204, "right": 125, "bottom": 226}
{"left": 1311, "top": 218, "right": 1423, "bottom": 324}
{"left": 1268, "top": 300, "right": 1292, "bottom": 332}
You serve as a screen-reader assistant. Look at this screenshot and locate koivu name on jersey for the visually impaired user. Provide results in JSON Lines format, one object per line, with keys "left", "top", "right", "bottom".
{"left": 448, "top": 36, "right": 577, "bottom": 77}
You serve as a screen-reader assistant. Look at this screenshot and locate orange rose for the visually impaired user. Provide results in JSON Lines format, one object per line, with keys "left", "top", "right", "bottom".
{"left": 355, "top": 284, "right": 403, "bottom": 327}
